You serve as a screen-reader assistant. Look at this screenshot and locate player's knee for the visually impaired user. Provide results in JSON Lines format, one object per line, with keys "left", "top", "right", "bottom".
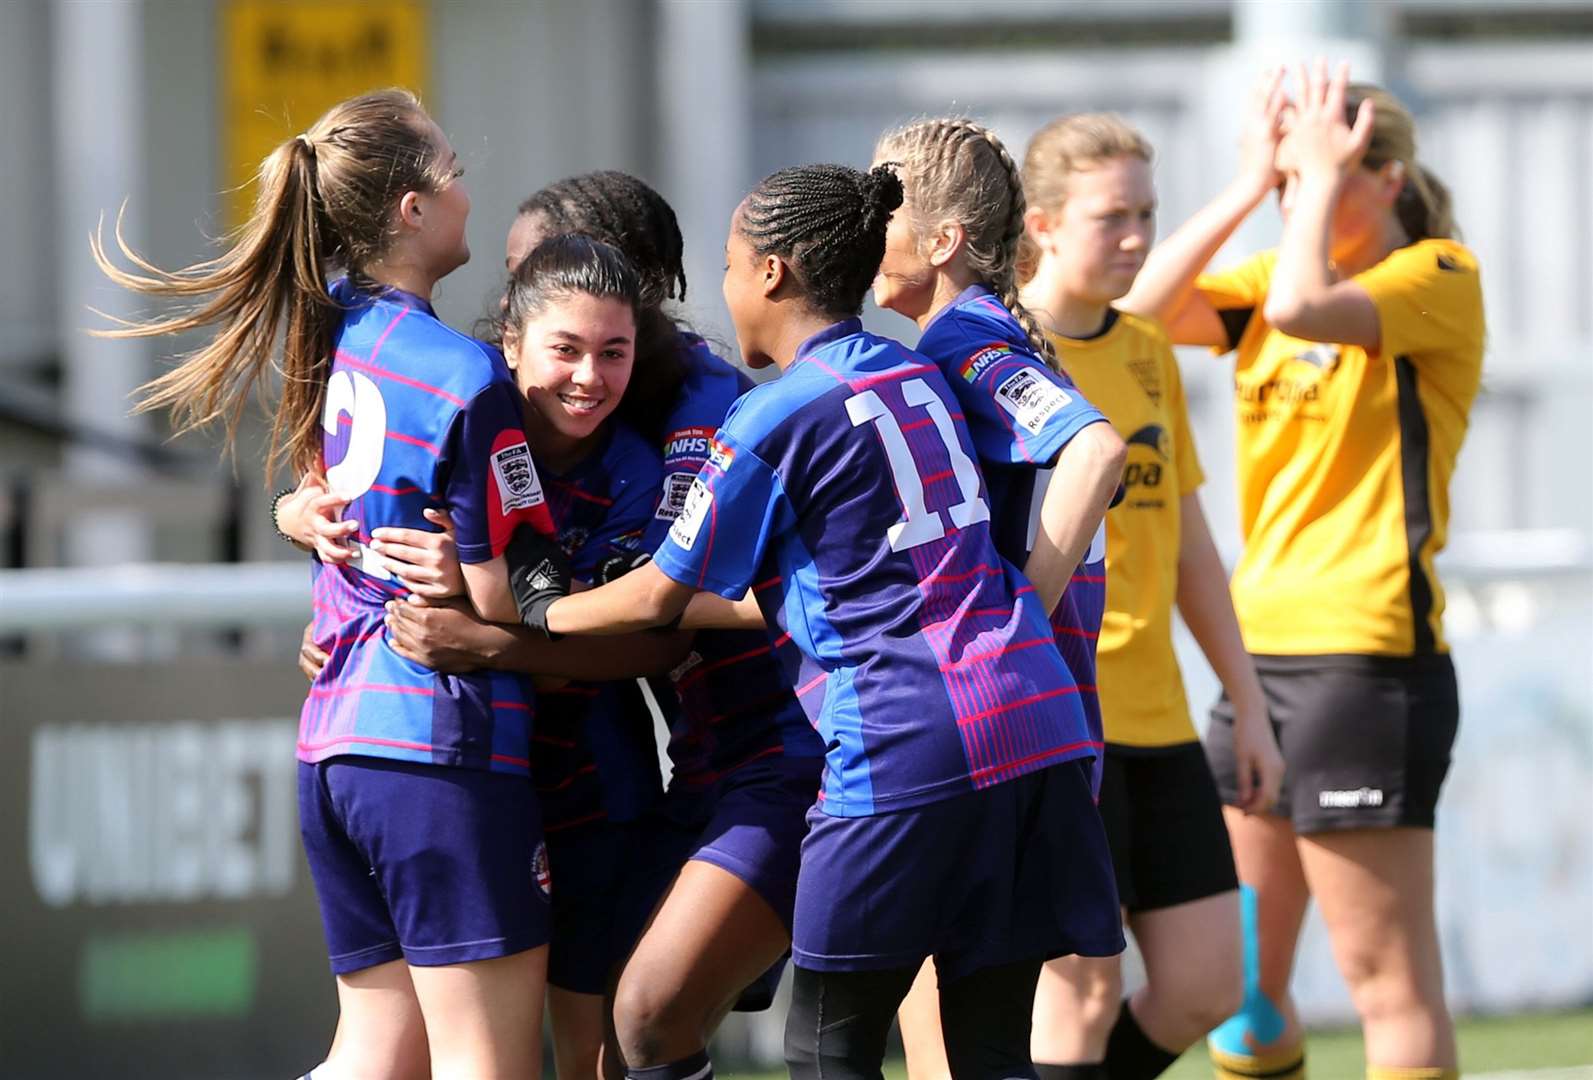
{"left": 1140, "top": 965, "right": 1241, "bottom": 1045}
{"left": 612, "top": 970, "right": 689, "bottom": 1063}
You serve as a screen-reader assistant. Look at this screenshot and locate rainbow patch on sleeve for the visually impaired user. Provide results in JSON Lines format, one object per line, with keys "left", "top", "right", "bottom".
{"left": 960, "top": 342, "right": 1013, "bottom": 382}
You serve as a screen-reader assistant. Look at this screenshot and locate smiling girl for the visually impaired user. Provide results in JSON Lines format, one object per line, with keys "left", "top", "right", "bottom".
{"left": 503, "top": 162, "right": 1123, "bottom": 1080}
{"left": 346, "top": 172, "right": 823, "bottom": 1080}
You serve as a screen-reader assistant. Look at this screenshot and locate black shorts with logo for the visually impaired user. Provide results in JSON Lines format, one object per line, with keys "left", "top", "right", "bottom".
{"left": 1099, "top": 740, "right": 1239, "bottom": 914}
{"left": 1206, "top": 653, "right": 1458, "bottom": 835}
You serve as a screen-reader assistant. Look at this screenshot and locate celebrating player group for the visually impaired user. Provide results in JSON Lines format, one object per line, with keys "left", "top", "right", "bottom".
{"left": 94, "top": 58, "right": 1483, "bottom": 1080}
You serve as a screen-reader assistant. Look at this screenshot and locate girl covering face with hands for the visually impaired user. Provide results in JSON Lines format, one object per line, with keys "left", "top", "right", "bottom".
{"left": 1120, "top": 63, "right": 1482, "bottom": 1080}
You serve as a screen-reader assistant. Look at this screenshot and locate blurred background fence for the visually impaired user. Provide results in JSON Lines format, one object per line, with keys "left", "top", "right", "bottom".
{"left": 1, "top": 1, "right": 1589, "bottom": 1076}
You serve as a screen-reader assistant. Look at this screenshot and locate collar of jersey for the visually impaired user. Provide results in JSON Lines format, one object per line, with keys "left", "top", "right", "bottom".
{"left": 330, "top": 275, "right": 436, "bottom": 318}
{"left": 921, "top": 283, "right": 995, "bottom": 337}
{"left": 794, "top": 317, "right": 863, "bottom": 361}
{"left": 1052, "top": 307, "right": 1121, "bottom": 345}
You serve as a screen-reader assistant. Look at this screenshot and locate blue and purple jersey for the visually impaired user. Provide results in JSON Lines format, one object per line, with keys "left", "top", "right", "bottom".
{"left": 300, "top": 279, "right": 554, "bottom": 775}
{"left": 652, "top": 319, "right": 1098, "bottom": 818}
{"left": 643, "top": 335, "right": 823, "bottom": 795}
{"left": 534, "top": 422, "right": 666, "bottom": 832}
{"left": 917, "top": 286, "right": 1110, "bottom": 788}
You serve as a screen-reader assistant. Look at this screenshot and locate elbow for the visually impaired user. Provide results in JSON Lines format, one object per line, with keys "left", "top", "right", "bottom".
{"left": 1092, "top": 424, "right": 1128, "bottom": 489}
{"left": 636, "top": 565, "right": 688, "bottom": 627}
{"left": 1262, "top": 292, "right": 1313, "bottom": 338}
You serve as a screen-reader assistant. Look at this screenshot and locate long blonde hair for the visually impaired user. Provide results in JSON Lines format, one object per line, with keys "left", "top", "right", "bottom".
{"left": 92, "top": 88, "right": 453, "bottom": 477}
{"left": 1017, "top": 112, "right": 1154, "bottom": 287}
{"left": 874, "top": 118, "right": 1057, "bottom": 368}
{"left": 1346, "top": 83, "right": 1456, "bottom": 241}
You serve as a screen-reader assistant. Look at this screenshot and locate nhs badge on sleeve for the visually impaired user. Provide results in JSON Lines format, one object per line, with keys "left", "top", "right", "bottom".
{"left": 491, "top": 441, "right": 545, "bottom": 512}
{"left": 994, "top": 368, "right": 1071, "bottom": 435}
{"left": 668, "top": 476, "right": 713, "bottom": 550}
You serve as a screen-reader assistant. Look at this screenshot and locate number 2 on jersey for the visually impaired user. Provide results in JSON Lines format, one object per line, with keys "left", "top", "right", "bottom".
{"left": 321, "top": 369, "right": 392, "bottom": 579}
{"left": 847, "top": 378, "right": 990, "bottom": 552}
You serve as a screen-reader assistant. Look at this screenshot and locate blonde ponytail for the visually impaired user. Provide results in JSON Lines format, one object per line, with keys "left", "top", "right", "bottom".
{"left": 1346, "top": 84, "right": 1458, "bottom": 242}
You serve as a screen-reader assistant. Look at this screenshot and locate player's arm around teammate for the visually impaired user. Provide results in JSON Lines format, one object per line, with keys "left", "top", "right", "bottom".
{"left": 1009, "top": 112, "right": 1285, "bottom": 1080}
{"left": 390, "top": 170, "right": 823, "bottom": 1080}
{"left": 1121, "top": 64, "right": 1482, "bottom": 1080}
{"left": 94, "top": 91, "right": 556, "bottom": 1080}
{"left": 519, "top": 162, "right": 1124, "bottom": 1080}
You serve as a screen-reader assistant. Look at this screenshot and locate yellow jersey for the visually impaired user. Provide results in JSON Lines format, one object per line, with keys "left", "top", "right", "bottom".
{"left": 1049, "top": 311, "right": 1204, "bottom": 748}
{"left": 1195, "top": 238, "right": 1485, "bottom": 656}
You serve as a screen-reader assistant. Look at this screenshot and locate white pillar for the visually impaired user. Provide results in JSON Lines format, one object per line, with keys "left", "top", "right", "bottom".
{"left": 53, "top": 0, "right": 151, "bottom": 651}
{"left": 655, "top": 0, "right": 752, "bottom": 354}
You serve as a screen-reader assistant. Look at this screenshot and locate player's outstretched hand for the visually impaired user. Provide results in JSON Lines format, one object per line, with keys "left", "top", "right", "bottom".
{"left": 1276, "top": 59, "right": 1375, "bottom": 183}
{"left": 383, "top": 594, "right": 489, "bottom": 674}
{"left": 371, "top": 508, "right": 464, "bottom": 599}
{"left": 297, "top": 621, "right": 328, "bottom": 682}
{"left": 1239, "top": 64, "right": 1289, "bottom": 198}
{"left": 1231, "top": 702, "right": 1286, "bottom": 815}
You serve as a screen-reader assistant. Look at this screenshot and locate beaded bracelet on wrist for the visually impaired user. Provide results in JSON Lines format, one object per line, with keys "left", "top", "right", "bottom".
{"left": 270, "top": 487, "right": 298, "bottom": 545}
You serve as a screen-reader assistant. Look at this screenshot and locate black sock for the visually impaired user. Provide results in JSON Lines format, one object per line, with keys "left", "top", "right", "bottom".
{"left": 626, "top": 1049, "right": 712, "bottom": 1080}
{"left": 1103, "top": 1002, "right": 1179, "bottom": 1080}
{"left": 1035, "top": 1064, "right": 1108, "bottom": 1079}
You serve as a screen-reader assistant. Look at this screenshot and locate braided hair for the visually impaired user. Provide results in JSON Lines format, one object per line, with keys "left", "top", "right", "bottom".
{"left": 737, "top": 164, "right": 903, "bottom": 320}
{"left": 874, "top": 118, "right": 1058, "bottom": 369}
{"left": 513, "top": 171, "right": 689, "bottom": 442}
{"left": 516, "top": 170, "right": 687, "bottom": 307}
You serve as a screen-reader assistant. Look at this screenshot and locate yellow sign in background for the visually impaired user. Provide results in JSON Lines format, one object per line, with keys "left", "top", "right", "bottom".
{"left": 222, "top": 0, "right": 428, "bottom": 230}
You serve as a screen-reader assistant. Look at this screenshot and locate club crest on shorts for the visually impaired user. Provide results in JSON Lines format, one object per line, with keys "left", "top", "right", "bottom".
{"left": 532, "top": 841, "right": 552, "bottom": 897}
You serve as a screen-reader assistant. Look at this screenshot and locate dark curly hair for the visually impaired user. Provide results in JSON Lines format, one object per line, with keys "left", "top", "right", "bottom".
{"left": 512, "top": 172, "right": 693, "bottom": 442}
{"left": 736, "top": 163, "right": 904, "bottom": 320}
{"left": 516, "top": 170, "right": 687, "bottom": 308}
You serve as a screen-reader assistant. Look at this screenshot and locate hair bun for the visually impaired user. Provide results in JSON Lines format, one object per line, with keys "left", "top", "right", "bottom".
{"left": 857, "top": 164, "right": 905, "bottom": 234}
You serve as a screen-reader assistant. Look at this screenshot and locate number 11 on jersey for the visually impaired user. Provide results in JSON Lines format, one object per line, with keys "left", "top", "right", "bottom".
{"left": 847, "top": 377, "right": 990, "bottom": 553}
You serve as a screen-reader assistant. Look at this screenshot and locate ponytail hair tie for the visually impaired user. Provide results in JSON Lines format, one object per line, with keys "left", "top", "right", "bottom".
{"left": 295, "top": 133, "right": 316, "bottom": 157}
